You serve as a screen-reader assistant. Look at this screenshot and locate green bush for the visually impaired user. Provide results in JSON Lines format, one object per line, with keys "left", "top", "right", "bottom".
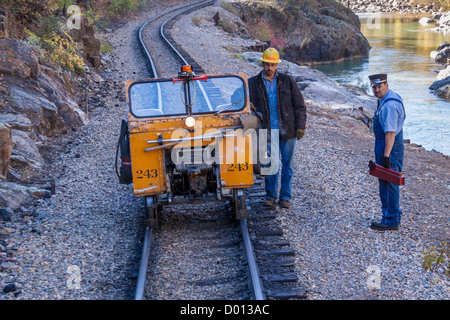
{"left": 4, "top": 0, "right": 151, "bottom": 71}
{"left": 3, "top": 0, "right": 55, "bottom": 23}
{"left": 247, "top": 18, "right": 274, "bottom": 42}
{"left": 423, "top": 240, "right": 449, "bottom": 278}
{"left": 25, "top": 28, "right": 85, "bottom": 71}
{"left": 108, "top": 0, "right": 139, "bottom": 13}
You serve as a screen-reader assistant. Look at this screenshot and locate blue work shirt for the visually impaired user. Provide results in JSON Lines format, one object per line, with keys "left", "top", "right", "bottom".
{"left": 377, "top": 89, "right": 406, "bottom": 135}
{"left": 262, "top": 72, "right": 279, "bottom": 130}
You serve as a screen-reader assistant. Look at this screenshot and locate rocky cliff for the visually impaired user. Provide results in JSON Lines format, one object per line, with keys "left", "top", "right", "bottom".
{"left": 0, "top": 0, "right": 109, "bottom": 213}
{"left": 0, "top": 34, "right": 88, "bottom": 211}
{"left": 230, "top": 0, "right": 371, "bottom": 64}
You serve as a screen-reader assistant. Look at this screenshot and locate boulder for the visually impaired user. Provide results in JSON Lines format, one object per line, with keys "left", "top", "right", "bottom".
{"left": 429, "top": 76, "right": 450, "bottom": 100}
{"left": 8, "top": 84, "right": 66, "bottom": 136}
{"left": 0, "top": 181, "right": 50, "bottom": 211}
{"left": 0, "top": 38, "right": 88, "bottom": 137}
{"left": 0, "top": 38, "right": 41, "bottom": 79}
{"left": 429, "top": 76, "right": 450, "bottom": 90}
{"left": 232, "top": 0, "right": 370, "bottom": 64}
{"left": 1, "top": 113, "right": 32, "bottom": 131}
{"left": 282, "top": 12, "right": 370, "bottom": 64}
{"left": 10, "top": 129, "right": 45, "bottom": 180}
{"left": 436, "top": 84, "right": 450, "bottom": 99}
{"left": 430, "top": 42, "right": 450, "bottom": 64}
{"left": 429, "top": 43, "right": 450, "bottom": 100}
{"left": 345, "top": 0, "right": 439, "bottom": 14}
{"left": 69, "top": 17, "right": 101, "bottom": 68}
{"left": 437, "top": 65, "right": 450, "bottom": 80}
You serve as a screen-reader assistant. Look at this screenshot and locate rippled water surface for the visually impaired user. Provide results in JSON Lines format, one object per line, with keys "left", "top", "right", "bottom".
{"left": 314, "top": 13, "right": 450, "bottom": 155}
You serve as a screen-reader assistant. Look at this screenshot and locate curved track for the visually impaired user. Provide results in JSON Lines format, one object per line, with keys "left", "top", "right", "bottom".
{"left": 138, "top": 0, "right": 213, "bottom": 78}
{"left": 133, "top": 0, "right": 306, "bottom": 300}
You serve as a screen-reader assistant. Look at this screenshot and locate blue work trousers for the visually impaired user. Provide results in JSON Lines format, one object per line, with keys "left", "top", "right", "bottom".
{"left": 265, "top": 137, "right": 296, "bottom": 201}
{"left": 373, "top": 111, "right": 404, "bottom": 226}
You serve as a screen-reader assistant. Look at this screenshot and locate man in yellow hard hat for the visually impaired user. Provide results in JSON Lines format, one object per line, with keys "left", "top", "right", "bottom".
{"left": 248, "top": 47, "right": 307, "bottom": 209}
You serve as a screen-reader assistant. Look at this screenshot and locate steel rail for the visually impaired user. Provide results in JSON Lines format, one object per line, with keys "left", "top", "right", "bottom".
{"left": 160, "top": 0, "right": 216, "bottom": 69}
{"left": 240, "top": 220, "right": 266, "bottom": 300}
{"left": 138, "top": 0, "right": 212, "bottom": 78}
{"left": 134, "top": 226, "right": 152, "bottom": 300}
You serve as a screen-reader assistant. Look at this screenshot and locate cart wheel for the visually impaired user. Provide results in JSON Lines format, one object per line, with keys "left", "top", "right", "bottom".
{"left": 144, "top": 196, "right": 159, "bottom": 228}
{"left": 234, "top": 189, "right": 250, "bottom": 220}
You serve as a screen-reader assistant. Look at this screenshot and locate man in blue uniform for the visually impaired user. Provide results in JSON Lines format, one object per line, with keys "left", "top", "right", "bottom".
{"left": 248, "top": 48, "right": 307, "bottom": 209}
{"left": 369, "top": 74, "right": 406, "bottom": 231}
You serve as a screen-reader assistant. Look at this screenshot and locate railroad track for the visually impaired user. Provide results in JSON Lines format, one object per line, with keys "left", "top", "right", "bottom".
{"left": 133, "top": 0, "right": 307, "bottom": 301}
{"left": 138, "top": 0, "right": 213, "bottom": 78}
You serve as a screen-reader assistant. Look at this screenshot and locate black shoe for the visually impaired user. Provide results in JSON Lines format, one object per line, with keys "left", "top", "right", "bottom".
{"left": 279, "top": 199, "right": 290, "bottom": 209}
{"left": 370, "top": 222, "right": 399, "bottom": 231}
{"left": 263, "top": 198, "right": 275, "bottom": 207}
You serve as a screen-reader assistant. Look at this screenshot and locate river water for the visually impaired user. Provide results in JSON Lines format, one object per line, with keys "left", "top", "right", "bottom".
{"left": 314, "top": 13, "right": 450, "bottom": 156}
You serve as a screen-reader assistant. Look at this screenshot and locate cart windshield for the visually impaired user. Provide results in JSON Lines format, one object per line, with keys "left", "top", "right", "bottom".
{"left": 128, "top": 74, "right": 246, "bottom": 118}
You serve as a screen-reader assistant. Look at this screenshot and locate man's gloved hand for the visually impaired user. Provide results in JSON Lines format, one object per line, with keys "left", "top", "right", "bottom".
{"left": 382, "top": 156, "right": 391, "bottom": 169}
{"left": 296, "top": 129, "right": 305, "bottom": 140}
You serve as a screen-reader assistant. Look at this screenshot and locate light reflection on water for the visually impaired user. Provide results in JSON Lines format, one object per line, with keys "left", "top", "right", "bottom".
{"left": 314, "top": 14, "right": 450, "bottom": 156}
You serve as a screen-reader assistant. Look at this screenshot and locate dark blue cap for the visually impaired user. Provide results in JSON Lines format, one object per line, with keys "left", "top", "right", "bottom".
{"left": 368, "top": 74, "right": 387, "bottom": 87}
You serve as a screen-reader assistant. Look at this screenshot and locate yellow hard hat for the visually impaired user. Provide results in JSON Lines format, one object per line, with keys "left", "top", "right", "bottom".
{"left": 260, "top": 47, "right": 281, "bottom": 64}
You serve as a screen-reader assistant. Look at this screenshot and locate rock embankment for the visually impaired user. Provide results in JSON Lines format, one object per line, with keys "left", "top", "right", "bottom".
{"left": 0, "top": 37, "right": 89, "bottom": 210}
{"left": 0, "top": 5, "right": 105, "bottom": 212}
{"left": 229, "top": 0, "right": 370, "bottom": 64}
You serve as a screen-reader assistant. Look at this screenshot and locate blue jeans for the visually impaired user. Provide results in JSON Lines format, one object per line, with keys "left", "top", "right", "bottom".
{"left": 265, "top": 137, "right": 296, "bottom": 201}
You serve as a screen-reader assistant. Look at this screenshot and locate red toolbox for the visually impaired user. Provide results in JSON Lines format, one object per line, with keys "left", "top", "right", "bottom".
{"left": 369, "top": 161, "right": 405, "bottom": 185}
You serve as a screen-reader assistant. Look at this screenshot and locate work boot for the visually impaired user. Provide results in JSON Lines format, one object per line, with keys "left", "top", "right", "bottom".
{"left": 263, "top": 198, "right": 275, "bottom": 207}
{"left": 279, "top": 199, "right": 290, "bottom": 209}
{"left": 370, "top": 222, "right": 399, "bottom": 231}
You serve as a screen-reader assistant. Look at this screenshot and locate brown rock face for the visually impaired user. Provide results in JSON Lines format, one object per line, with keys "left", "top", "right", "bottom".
{"left": 69, "top": 17, "right": 101, "bottom": 68}
{"left": 0, "top": 38, "right": 87, "bottom": 136}
{"left": 0, "top": 37, "right": 87, "bottom": 195}
{"left": 0, "top": 37, "right": 41, "bottom": 79}
{"left": 232, "top": 0, "right": 370, "bottom": 64}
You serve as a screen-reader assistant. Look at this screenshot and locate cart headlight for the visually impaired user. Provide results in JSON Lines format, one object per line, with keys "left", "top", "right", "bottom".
{"left": 185, "top": 116, "right": 195, "bottom": 128}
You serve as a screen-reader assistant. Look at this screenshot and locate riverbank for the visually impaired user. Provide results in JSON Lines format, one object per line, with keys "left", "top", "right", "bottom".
{"left": 339, "top": 0, "right": 445, "bottom": 14}
{"left": 315, "top": 10, "right": 449, "bottom": 155}
{"left": 341, "top": 0, "right": 450, "bottom": 32}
